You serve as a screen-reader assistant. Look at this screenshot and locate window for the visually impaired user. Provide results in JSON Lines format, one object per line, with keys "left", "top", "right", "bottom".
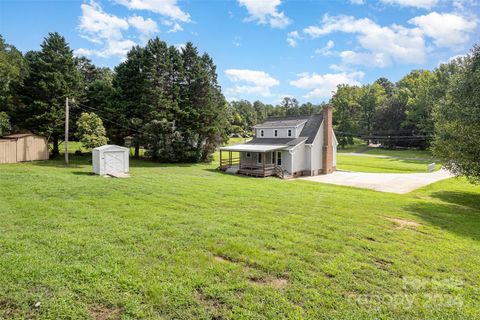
{"left": 258, "top": 153, "right": 262, "bottom": 164}
{"left": 260, "top": 130, "right": 264, "bottom": 137}
{"left": 274, "top": 130, "right": 278, "bottom": 137}
{"left": 246, "top": 152, "right": 251, "bottom": 158}
{"left": 288, "top": 129, "right": 292, "bottom": 137}
{"left": 276, "top": 151, "right": 282, "bottom": 165}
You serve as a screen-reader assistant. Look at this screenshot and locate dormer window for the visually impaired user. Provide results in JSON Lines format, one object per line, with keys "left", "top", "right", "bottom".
{"left": 288, "top": 129, "right": 292, "bottom": 137}
{"left": 260, "top": 130, "right": 264, "bottom": 137}
{"left": 274, "top": 130, "right": 278, "bottom": 137}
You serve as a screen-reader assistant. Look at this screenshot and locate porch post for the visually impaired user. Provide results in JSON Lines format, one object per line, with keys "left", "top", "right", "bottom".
{"left": 262, "top": 152, "right": 266, "bottom": 173}
{"left": 229, "top": 151, "right": 232, "bottom": 167}
{"left": 219, "top": 150, "right": 222, "bottom": 169}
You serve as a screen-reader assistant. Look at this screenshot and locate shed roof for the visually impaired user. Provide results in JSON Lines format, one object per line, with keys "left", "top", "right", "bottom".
{"left": 93, "top": 144, "right": 129, "bottom": 152}
{"left": 2, "top": 133, "right": 34, "bottom": 139}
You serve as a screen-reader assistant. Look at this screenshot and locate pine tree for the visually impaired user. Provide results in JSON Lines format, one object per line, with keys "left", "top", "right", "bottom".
{"left": 20, "top": 32, "right": 81, "bottom": 156}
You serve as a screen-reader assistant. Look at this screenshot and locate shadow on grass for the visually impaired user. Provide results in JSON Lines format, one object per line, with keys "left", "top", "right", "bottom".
{"left": 30, "top": 155, "right": 195, "bottom": 169}
{"left": 405, "top": 199, "right": 480, "bottom": 241}
{"left": 430, "top": 191, "right": 480, "bottom": 211}
{"left": 71, "top": 171, "right": 95, "bottom": 176}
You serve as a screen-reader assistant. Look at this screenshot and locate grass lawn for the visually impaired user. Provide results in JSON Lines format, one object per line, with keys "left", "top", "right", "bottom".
{"left": 1, "top": 155, "right": 479, "bottom": 319}
{"left": 337, "top": 154, "right": 442, "bottom": 173}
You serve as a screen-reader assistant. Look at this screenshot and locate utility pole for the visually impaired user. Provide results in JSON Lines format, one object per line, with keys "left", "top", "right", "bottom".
{"left": 65, "top": 97, "right": 69, "bottom": 165}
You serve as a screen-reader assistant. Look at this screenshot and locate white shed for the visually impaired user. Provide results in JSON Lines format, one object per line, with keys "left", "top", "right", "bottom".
{"left": 92, "top": 145, "right": 129, "bottom": 176}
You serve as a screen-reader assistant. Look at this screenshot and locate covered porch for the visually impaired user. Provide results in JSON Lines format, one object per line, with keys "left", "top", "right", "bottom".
{"left": 219, "top": 144, "right": 287, "bottom": 178}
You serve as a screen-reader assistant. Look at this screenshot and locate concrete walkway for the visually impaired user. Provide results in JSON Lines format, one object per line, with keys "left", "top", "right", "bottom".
{"left": 300, "top": 169, "right": 453, "bottom": 194}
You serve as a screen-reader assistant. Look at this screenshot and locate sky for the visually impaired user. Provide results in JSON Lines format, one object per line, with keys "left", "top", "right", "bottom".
{"left": 1, "top": 0, "right": 478, "bottom": 104}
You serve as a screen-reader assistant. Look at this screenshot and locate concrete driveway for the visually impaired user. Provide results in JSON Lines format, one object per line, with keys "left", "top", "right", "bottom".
{"left": 300, "top": 169, "right": 453, "bottom": 194}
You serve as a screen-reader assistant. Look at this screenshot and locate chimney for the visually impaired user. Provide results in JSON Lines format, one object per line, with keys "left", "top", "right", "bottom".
{"left": 322, "top": 104, "right": 334, "bottom": 174}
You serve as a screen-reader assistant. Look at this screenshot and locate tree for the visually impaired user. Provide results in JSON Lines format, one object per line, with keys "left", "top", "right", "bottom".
{"left": 374, "top": 77, "right": 394, "bottom": 97}
{"left": 76, "top": 112, "right": 108, "bottom": 149}
{"left": 114, "top": 45, "right": 150, "bottom": 157}
{"left": 433, "top": 44, "right": 480, "bottom": 183}
{"left": 0, "top": 35, "right": 27, "bottom": 121}
{"left": 0, "top": 111, "right": 11, "bottom": 136}
{"left": 114, "top": 38, "right": 228, "bottom": 162}
{"left": 396, "top": 70, "right": 436, "bottom": 148}
{"left": 330, "top": 84, "right": 363, "bottom": 148}
{"left": 359, "top": 83, "right": 386, "bottom": 139}
{"left": 20, "top": 32, "right": 81, "bottom": 156}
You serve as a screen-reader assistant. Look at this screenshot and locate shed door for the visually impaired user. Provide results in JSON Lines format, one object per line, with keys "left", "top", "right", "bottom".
{"left": 104, "top": 151, "right": 124, "bottom": 173}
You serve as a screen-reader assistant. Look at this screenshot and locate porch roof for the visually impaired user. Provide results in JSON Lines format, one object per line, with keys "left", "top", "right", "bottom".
{"left": 219, "top": 144, "right": 287, "bottom": 152}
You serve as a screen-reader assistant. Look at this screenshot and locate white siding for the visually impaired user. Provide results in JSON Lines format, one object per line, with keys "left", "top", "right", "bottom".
{"left": 309, "top": 122, "right": 324, "bottom": 172}
{"left": 291, "top": 141, "right": 306, "bottom": 173}
{"left": 281, "top": 150, "right": 292, "bottom": 174}
{"left": 333, "top": 131, "right": 338, "bottom": 167}
{"left": 256, "top": 127, "right": 299, "bottom": 138}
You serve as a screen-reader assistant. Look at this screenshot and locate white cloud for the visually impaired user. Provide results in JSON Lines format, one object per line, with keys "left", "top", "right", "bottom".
{"left": 77, "top": 1, "right": 136, "bottom": 58}
{"left": 238, "top": 0, "right": 291, "bottom": 28}
{"left": 290, "top": 71, "right": 365, "bottom": 99}
{"left": 350, "top": 0, "right": 365, "bottom": 4}
{"left": 79, "top": 1, "right": 129, "bottom": 42}
{"left": 287, "top": 30, "right": 300, "bottom": 47}
{"left": 409, "top": 12, "right": 477, "bottom": 48}
{"left": 73, "top": 48, "right": 95, "bottom": 57}
{"left": 339, "top": 50, "right": 390, "bottom": 67}
{"left": 380, "top": 0, "right": 439, "bottom": 9}
{"left": 315, "top": 40, "right": 335, "bottom": 56}
{"left": 113, "top": 0, "right": 190, "bottom": 22}
{"left": 128, "top": 15, "right": 158, "bottom": 40}
{"left": 225, "top": 69, "right": 280, "bottom": 97}
{"left": 303, "top": 15, "right": 427, "bottom": 66}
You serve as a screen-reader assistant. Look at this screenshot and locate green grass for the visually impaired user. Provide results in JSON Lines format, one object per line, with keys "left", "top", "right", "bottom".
{"left": 337, "top": 154, "right": 442, "bottom": 173}
{"left": 1, "top": 155, "right": 479, "bottom": 319}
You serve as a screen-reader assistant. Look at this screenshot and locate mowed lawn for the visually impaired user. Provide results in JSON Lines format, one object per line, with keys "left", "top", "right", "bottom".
{"left": 1, "top": 155, "right": 480, "bottom": 319}
{"left": 336, "top": 154, "right": 442, "bottom": 173}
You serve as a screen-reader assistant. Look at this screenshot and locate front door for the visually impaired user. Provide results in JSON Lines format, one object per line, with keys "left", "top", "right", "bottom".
{"left": 276, "top": 151, "right": 282, "bottom": 166}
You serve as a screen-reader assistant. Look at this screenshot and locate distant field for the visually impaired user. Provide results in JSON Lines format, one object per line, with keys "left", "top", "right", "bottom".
{"left": 0, "top": 154, "right": 479, "bottom": 319}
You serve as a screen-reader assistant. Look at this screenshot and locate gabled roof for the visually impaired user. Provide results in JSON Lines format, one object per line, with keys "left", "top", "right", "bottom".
{"left": 248, "top": 114, "right": 324, "bottom": 146}
{"left": 93, "top": 144, "right": 129, "bottom": 152}
{"left": 253, "top": 117, "right": 309, "bottom": 128}
{"left": 219, "top": 144, "right": 287, "bottom": 152}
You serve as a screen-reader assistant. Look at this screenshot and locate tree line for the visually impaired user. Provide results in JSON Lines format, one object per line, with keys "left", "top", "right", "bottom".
{"left": 0, "top": 33, "right": 478, "bottom": 181}
{"left": 0, "top": 32, "right": 228, "bottom": 162}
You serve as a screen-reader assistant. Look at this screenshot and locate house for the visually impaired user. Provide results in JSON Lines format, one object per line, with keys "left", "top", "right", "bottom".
{"left": 0, "top": 133, "right": 49, "bottom": 164}
{"left": 219, "top": 105, "right": 338, "bottom": 178}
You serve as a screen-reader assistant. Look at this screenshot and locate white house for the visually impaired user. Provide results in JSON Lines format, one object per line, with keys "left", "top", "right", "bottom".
{"left": 219, "top": 105, "right": 338, "bottom": 178}
{"left": 92, "top": 145, "right": 130, "bottom": 176}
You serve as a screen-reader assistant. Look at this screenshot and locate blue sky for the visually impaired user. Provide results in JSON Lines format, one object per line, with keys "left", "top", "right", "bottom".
{"left": 1, "top": 0, "right": 478, "bottom": 104}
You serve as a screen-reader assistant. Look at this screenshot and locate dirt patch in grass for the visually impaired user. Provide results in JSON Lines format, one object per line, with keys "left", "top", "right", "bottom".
{"left": 213, "top": 254, "right": 233, "bottom": 263}
{"left": 0, "top": 299, "right": 31, "bottom": 319}
{"left": 249, "top": 275, "right": 288, "bottom": 289}
{"left": 88, "top": 304, "right": 123, "bottom": 320}
{"left": 194, "top": 291, "right": 224, "bottom": 320}
{"left": 374, "top": 258, "right": 393, "bottom": 271}
{"left": 387, "top": 217, "right": 420, "bottom": 229}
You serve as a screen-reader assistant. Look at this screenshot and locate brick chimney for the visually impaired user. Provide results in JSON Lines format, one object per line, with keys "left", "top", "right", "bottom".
{"left": 322, "top": 104, "right": 334, "bottom": 174}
